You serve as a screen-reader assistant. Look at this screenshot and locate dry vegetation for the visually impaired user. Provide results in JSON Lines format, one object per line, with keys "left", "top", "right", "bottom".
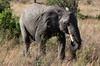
{"left": 0, "top": 0, "right": 100, "bottom": 66}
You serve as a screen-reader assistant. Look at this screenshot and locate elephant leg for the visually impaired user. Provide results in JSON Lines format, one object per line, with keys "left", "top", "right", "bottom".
{"left": 38, "top": 40, "right": 46, "bottom": 56}
{"left": 57, "top": 33, "right": 66, "bottom": 60}
{"left": 23, "top": 35, "right": 31, "bottom": 57}
{"left": 70, "top": 41, "right": 76, "bottom": 59}
{"left": 20, "top": 25, "right": 31, "bottom": 57}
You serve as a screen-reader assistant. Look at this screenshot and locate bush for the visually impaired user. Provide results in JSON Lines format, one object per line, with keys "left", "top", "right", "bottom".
{"left": 96, "top": 15, "right": 100, "bottom": 19}
{"left": 45, "top": 0, "right": 66, "bottom": 7}
{"left": 0, "top": 0, "right": 10, "bottom": 13}
{"left": 77, "top": 13, "right": 89, "bottom": 19}
{"left": 0, "top": 8, "right": 20, "bottom": 38}
{"left": 45, "top": 0, "right": 78, "bottom": 13}
{"left": 77, "top": 13, "right": 93, "bottom": 19}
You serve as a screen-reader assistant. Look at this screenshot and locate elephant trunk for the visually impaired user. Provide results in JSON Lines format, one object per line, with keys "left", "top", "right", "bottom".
{"left": 68, "top": 24, "right": 81, "bottom": 50}
{"left": 67, "top": 12, "right": 81, "bottom": 50}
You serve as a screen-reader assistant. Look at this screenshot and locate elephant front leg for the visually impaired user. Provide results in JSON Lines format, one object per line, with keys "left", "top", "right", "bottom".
{"left": 23, "top": 42, "right": 30, "bottom": 57}
{"left": 57, "top": 33, "right": 66, "bottom": 60}
{"left": 22, "top": 36, "right": 31, "bottom": 57}
{"left": 38, "top": 40, "right": 46, "bottom": 56}
{"left": 69, "top": 41, "right": 77, "bottom": 59}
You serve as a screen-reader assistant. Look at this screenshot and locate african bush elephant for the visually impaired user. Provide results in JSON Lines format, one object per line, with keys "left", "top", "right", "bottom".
{"left": 19, "top": 3, "right": 81, "bottom": 60}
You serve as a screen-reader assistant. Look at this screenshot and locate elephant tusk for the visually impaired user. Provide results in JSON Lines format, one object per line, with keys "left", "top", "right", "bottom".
{"left": 70, "top": 34, "right": 74, "bottom": 42}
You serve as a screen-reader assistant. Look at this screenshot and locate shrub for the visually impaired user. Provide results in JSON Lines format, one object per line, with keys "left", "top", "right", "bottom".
{"left": 77, "top": 13, "right": 92, "bottom": 19}
{"left": 45, "top": 0, "right": 66, "bottom": 7}
{"left": 45, "top": 0, "right": 78, "bottom": 13}
{"left": 0, "top": 8, "right": 20, "bottom": 38}
{"left": 96, "top": 15, "right": 100, "bottom": 19}
{"left": 0, "top": 0, "right": 10, "bottom": 13}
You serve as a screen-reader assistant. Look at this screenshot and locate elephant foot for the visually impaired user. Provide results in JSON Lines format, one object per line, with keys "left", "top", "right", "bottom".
{"left": 58, "top": 54, "right": 65, "bottom": 61}
{"left": 20, "top": 50, "right": 31, "bottom": 58}
{"left": 69, "top": 49, "right": 77, "bottom": 61}
{"left": 61, "top": 55, "right": 65, "bottom": 60}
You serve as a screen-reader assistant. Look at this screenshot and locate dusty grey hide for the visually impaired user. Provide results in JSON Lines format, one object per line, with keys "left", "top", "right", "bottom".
{"left": 19, "top": 3, "right": 81, "bottom": 60}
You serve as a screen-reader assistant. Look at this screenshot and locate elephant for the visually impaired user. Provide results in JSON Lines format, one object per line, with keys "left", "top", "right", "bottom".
{"left": 19, "top": 3, "right": 81, "bottom": 60}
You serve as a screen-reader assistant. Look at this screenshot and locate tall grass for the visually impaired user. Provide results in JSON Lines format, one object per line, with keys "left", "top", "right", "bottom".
{"left": 0, "top": 18, "right": 100, "bottom": 66}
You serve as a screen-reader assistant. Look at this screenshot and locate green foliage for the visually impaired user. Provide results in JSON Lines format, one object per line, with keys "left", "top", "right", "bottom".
{"left": 96, "top": 14, "right": 100, "bottom": 19}
{"left": 77, "top": 8, "right": 81, "bottom": 13}
{"left": 0, "top": 8, "right": 20, "bottom": 38}
{"left": 0, "top": 0, "right": 20, "bottom": 46}
{"left": 0, "top": 0, "right": 10, "bottom": 13}
{"left": 45, "top": 0, "right": 78, "bottom": 13}
{"left": 77, "top": 12, "right": 100, "bottom": 19}
{"left": 35, "top": 57, "right": 42, "bottom": 66}
{"left": 77, "top": 13, "right": 90, "bottom": 19}
{"left": 45, "top": 0, "right": 67, "bottom": 7}
{"left": 77, "top": 8, "right": 92, "bottom": 19}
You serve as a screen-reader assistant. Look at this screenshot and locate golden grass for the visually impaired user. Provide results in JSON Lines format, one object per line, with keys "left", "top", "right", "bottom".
{"left": 0, "top": 18, "right": 99, "bottom": 66}
{"left": 78, "top": 19, "right": 100, "bottom": 46}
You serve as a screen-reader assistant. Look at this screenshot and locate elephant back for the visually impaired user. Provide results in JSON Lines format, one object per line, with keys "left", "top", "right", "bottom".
{"left": 23, "top": 3, "right": 47, "bottom": 22}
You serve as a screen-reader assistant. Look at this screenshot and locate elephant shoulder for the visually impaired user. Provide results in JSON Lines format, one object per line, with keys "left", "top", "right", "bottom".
{"left": 20, "top": 3, "right": 47, "bottom": 23}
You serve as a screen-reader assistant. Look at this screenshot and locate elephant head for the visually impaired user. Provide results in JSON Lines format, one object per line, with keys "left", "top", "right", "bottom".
{"left": 59, "top": 11, "right": 81, "bottom": 50}
{"left": 37, "top": 8, "right": 81, "bottom": 51}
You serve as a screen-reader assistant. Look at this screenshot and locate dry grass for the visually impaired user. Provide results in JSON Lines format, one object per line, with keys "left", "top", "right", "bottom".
{"left": 78, "top": 0, "right": 100, "bottom": 16}
{"left": 79, "top": 19, "right": 100, "bottom": 46}
{"left": 0, "top": 19, "right": 99, "bottom": 66}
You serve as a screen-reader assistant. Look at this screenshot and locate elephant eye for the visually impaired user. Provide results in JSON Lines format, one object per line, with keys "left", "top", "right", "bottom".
{"left": 63, "top": 21, "right": 69, "bottom": 26}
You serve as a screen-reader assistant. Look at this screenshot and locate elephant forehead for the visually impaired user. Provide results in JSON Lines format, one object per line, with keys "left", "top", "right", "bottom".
{"left": 61, "top": 15, "right": 69, "bottom": 21}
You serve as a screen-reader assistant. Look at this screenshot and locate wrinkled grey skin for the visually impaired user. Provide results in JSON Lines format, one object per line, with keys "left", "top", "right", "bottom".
{"left": 19, "top": 3, "right": 81, "bottom": 60}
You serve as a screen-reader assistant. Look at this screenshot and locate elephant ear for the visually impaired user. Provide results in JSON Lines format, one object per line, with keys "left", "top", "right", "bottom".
{"left": 35, "top": 13, "right": 49, "bottom": 42}
{"left": 35, "top": 11, "right": 59, "bottom": 42}
{"left": 42, "top": 11, "right": 59, "bottom": 31}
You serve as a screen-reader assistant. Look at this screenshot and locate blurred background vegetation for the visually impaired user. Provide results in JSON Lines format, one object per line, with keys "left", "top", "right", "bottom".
{"left": 0, "top": 0, "right": 20, "bottom": 38}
